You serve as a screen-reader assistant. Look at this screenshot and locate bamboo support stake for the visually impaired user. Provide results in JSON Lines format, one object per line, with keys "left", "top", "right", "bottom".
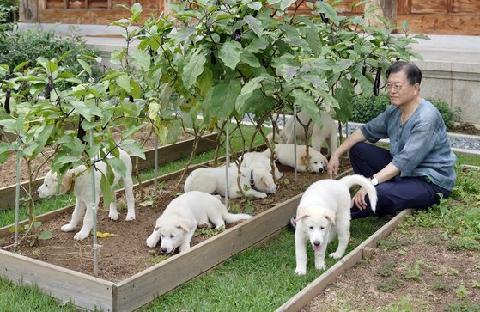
{"left": 224, "top": 122, "right": 230, "bottom": 210}
{"left": 89, "top": 131, "right": 99, "bottom": 277}
{"left": 154, "top": 135, "right": 158, "bottom": 193}
{"left": 14, "top": 137, "right": 22, "bottom": 248}
{"left": 293, "top": 106, "right": 297, "bottom": 181}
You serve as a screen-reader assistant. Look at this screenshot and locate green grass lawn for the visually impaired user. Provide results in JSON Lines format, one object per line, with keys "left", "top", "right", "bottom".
{"left": 0, "top": 150, "right": 478, "bottom": 311}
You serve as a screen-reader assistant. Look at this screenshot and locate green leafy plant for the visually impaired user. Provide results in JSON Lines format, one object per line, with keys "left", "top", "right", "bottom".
{"left": 0, "top": 29, "right": 100, "bottom": 77}
{"left": 0, "top": 0, "right": 18, "bottom": 34}
{"left": 351, "top": 94, "right": 390, "bottom": 123}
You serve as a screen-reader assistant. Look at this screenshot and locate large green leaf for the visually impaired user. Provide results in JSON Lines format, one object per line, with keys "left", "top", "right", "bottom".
{"left": 219, "top": 41, "right": 243, "bottom": 70}
{"left": 119, "top": 139, "right": 146, "bottom": 160}
{"left": 107, "top": 156, "right": 127, "bottom": 178}
{"left": 204, "top": 80, "right": 241, "bottom": 119}
{"left": 235, "top": 76, "right": 265, "bottom": 113}
{"left": 292, "top": 89, "right": 321, "bottom": 126}
{"left": 100, "top": 172, "right": 115, "bottom": 209}
{"left": 246, "top": 38, "right": 268, "bottom": 53}
{"left": 131, "top": 48, "right": 151, "bottom": 71}
{"left": 182, "top": 50, "right": 207, "bottom": 89}
{"left": 333, "top": 78, "right": 355, "bottom": 123}
{"left": 244, "top": 15, "right": 263, "bottom": 37}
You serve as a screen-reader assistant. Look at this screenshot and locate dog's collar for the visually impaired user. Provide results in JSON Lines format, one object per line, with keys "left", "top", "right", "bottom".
{"left": 249, "top": 170, "right": 261, "bottom": 192}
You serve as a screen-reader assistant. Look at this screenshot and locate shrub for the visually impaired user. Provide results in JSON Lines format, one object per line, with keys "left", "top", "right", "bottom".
{"left": 0, "top": 0, "right": 18, "bottom": 33}
{"left": 0, "top": 29, "right": 100, "bottom": 77}
{"left": 351, "top": 94, "right": 390, "bottom": 123}
{"left": 428, "top": 98, "right": 459, "bottom": 129}
{"left": 351, "top": 94, "right": 458, "bottom": 130}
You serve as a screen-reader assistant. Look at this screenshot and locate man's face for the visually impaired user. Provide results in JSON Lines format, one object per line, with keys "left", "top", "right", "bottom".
{"left": 386, "top": 70, "right": 419, "bottom": 107}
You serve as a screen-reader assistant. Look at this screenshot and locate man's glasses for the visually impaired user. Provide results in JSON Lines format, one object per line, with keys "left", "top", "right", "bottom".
{"left": 385, "top": 83, "right": 404, "bottom": 92}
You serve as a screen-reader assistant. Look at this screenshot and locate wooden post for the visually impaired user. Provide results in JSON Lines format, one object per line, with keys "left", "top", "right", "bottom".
{"left": 19, "top": 0, "right": 39, "bottom": 22}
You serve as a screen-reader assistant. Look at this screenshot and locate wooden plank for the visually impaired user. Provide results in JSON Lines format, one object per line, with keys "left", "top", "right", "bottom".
{"left": 0, "top": 133, "right": 217, "bottom": 210}
{"left": 19, "top": 0, "right": 40, "bottom": 22}
{"left": 0, "top": 249, "right": 114, "bottom": 311}
{"left": 134, "top": 132, "right": 218, "bottom": 171}
{"left": 452, "top": 0, "right": 480, "bottom": 13}
{"left": 276, "top": 209, "right": 412, "bottom": 312}
{"left": 396, "top": 13, "right": 480, "bottom": 34}
{"left": 397, "top": 0, "right": 410, "bottom": 15}
{"left": 115, "top": 194, "right": 302, "bottom": 312}
{"left": 38, "top": 7, "right": 161, "bottom": 24}
{"left": 411, "top": 0, "right": 447, "bottom": 14}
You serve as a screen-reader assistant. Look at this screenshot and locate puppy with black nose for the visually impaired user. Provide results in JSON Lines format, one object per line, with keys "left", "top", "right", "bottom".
{"left": 294, "top": 175, "right": 377, "bottom": 275}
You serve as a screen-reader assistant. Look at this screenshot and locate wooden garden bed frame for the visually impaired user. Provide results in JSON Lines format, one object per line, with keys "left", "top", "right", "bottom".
{"left": 0, "top": 132, "right": 218, "bottom": 210}
{"left": 0, "top": 151, "right": 309, "bottom": 311}
{"left": 0, "top": 160, "right": 407, "bottom": 312}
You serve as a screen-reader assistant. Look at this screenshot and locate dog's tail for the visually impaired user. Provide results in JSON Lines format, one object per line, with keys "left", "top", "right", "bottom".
{"left": 223, "top": 211, "right": 252, "bottom": 224}
{"left": 340, "top": 174, "right": 377, "bottom": 211}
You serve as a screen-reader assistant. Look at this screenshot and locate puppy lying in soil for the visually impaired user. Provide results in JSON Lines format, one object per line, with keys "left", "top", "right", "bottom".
{"left": 184, "top": 164, "right": 276, "bottom": 199}
{"left": 294, "top": 174, "right": 377, "bottom": 275}
{"left": 37, "top": 149, "right": 135, "bottom": 241}
{"left": 146, "top": 191, "right": 252, "bottom": 253}
{"left": 241, "top": 151, "right": 283, "bottom": 180}
{"left": 263, "top": 144, "right": 328, "bottom": 173}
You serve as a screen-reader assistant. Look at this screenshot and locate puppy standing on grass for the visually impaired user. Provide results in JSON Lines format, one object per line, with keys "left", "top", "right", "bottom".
{"left": 146, "top": 191, "right": 252, "bottom": 254}
{"left": 38, "top": 149, "right": 135, "bottom": 241}
{"left": 294, "top": 174, "right": 377, "bottom": 275}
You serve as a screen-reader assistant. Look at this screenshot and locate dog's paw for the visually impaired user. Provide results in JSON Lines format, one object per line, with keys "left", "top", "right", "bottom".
{"left": 109, "top": 210, "right": 119, "bottom": 221}
{"left": 295, "top": 267, "right": 307, "bottom": 276}
{"left": 61, "top": 224, "right": 76, "bottom": 232}
{"left": 125, "top": 213, "right": 136, "bottom": 221}
{"left": 329, "top": 251, "right": 344, "bottom": 260}
{"left": 146, "top": 235, "right": 158, "bottom": 248}
{"left": 257, "top": 193, "right": 268, "bottom": 199}
{"left": 74, "top": 231, "right": 89, "bottom": 241}
{"left": 315, "top": 261, "right": 326, "bottom": 271}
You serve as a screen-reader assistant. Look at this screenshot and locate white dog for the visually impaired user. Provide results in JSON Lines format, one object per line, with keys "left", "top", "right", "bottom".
{"left": 38, "top": 149, "right": 135, "bottom": 241}
{"left": 263, "top": 144, "right": 328, "bottom": 173}
{"left": 294, "top": 174, "right": 377, "bottom": 275}
{"left": 146, "top": 191, "right": 252, "bottom": 253}
{"left": 268, "top": 111, "right": 337, "bottom": 155}
{"left": 184, "top": 164, "right": 276, "bottom": 199}
{"left": 241, "top": 151, "right": 283, "bottom": 180}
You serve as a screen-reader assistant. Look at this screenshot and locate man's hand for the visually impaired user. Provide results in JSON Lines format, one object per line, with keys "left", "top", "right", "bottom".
{"left": 327, "top": 154, "right": 340, "bottom": 178}
{"left": 352, "top": 187, "right": 369, "bottom": 210}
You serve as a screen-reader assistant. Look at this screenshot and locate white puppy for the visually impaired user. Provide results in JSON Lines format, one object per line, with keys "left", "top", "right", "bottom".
{"left": 184, "top": 164, "right": 276, "bottom": 199}
{"left": 294, "top": 174, "right": 377, "bottom": 275}
{"left": 241, "top": 151, "right": 283, "bottom": 180}
{"left": 268, "top": 111, "right": 337, "bottom": 155}
{"left": 38, "top": 149, "right": 135, "bottom": 241}
{"left": 146, "top": 191, "right": 252, "bottom": 253}
{"left": 263, "top": 144, "right": 328, "bottom": 173}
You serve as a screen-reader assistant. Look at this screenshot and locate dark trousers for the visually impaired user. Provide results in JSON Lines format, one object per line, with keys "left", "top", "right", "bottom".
{"left": 349, "top": 143, "right": 450, "bottom": 219}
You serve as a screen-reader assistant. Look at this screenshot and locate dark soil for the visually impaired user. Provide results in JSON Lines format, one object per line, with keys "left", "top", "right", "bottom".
{"left": 0, "top": 160, "right": 350, "bottom": 282}
{"left": 450, "top": 122, "right": 480, "bottom": 136}
{"left": 303, "top": 227, "right": 480, "bottom": 311}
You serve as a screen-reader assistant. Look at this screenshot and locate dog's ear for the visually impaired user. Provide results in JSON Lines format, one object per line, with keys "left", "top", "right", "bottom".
{"left": 176, "top": 220, "right": 194, "bottom": 232}
{"left": 295, "top": 213, "right": 309, "bottom": 223}
{"left": 60, "top": 171, "right": 74, "bottom": 194}
{"left": 300, "top": 154, "right": 311, "bottom": 166}
{"left": 323, "top": 210, "right": 336, "bottom": 225}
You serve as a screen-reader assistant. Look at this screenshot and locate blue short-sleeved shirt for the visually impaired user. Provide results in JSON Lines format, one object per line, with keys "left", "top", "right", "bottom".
{"left": 361, "top": 99, "right": 457, "bottom": 191}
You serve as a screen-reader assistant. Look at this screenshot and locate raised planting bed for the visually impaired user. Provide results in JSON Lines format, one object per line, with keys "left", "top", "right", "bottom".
{"left": 0, "top": 132, "right": 218, "bottom": 210}
{"left": 0, "top": 154, "right": 351, "bottom": 311}
{"left": 276, "top": 209, "right": 412, "bottom": 312}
